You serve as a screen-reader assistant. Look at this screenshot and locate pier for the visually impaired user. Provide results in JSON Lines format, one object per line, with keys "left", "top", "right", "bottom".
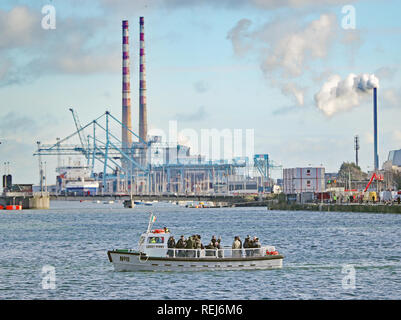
{"left": 0, "top": 192, "right": 50, "bottom": 209}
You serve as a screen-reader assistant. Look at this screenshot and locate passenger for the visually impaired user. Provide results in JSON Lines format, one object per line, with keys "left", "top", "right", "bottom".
{"left": 244, "top": 235, "right": 251, "bottom": 257}
{"left": 211, "top": 235, "right": 217, "bottom": 247}
{"left": 249, "top": 238, "right": 255, "bottom": 256}
{"left": 175, "top": 235, "right": 186, "bottom": 257}
{"left": 186, "top": 236, "right": 195, "bottom": 258}
{"left": 164, "top": 226, "right": 170, "bottom": 233}
{"left": 254, "top": 237, "right": 261, "bottom": 256}
{"left": 232, "top": 236, "right": 241, "bottom": 258}
{"left": 205, "top": 241, "right": 215, "bottom": 256}
{"left": 167, "top": 236, "right": 176, "bottom": 257}
{"left": 195, "top": 235, "right": 204, "bottom": 258}
{"left": 216, "top": 238, "right": 223, "bottom": 258}
{"left": 238, "top": 236, "right": 243, "bottom": 257}
{"left": 150, "top": 237, "right": 156, "bottom": 244}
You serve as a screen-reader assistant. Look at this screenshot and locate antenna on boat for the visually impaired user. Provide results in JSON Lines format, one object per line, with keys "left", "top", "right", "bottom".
{"left": 146, "top": 211, "right": 156, "bottom": 233}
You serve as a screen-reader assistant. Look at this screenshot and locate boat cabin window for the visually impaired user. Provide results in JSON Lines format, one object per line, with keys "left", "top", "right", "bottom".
{"left": 148, "top": 236, "right": 164, "bottom": 244}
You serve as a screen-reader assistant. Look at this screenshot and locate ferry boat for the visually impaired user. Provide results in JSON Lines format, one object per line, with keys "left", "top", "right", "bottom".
{"left": 107, "top": 213, "right": 284, "bottom": 271}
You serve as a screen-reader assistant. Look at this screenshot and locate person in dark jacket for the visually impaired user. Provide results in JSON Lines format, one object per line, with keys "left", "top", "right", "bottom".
{"left": 243, "top": 235, "right": 251, "bottom": 257}
{"left": 167, "top": 236, "right": 176, "bottom": 257}
{"left": 186, "top": 236, "right": 195, "bottom": 257}
{"left": 175, "top": 235, "right": 186, "bottom": 257}
{"left": 216, "top": 238, "right": 222, "bottom": 258}
{"left": 210, "top": 235, "right": 217, "bottom": 245}
{"left": 205, "top": 241, "right": 215, "bottom": 256}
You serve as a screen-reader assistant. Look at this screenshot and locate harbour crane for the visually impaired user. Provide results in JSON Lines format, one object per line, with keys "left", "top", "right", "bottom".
{"left": 69, "top": 108, "right": 88, "bottom": 158}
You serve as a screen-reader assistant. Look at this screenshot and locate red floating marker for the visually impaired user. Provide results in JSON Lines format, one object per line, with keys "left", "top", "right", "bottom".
{"left": 5, "top": 205, "right": 22, "bottom": 210}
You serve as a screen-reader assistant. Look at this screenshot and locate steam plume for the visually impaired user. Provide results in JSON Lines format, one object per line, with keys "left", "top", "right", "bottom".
{"left": 315, "top": 73, "right": 379, "bottom": 116}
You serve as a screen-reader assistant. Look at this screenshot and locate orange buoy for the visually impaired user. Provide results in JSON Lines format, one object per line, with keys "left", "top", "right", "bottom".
{"left": 5, "top": 205, "right": 22, "bottom": 210}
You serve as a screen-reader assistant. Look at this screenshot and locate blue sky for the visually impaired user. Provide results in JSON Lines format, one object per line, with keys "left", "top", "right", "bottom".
{"left": 0, "top": 0, "right": 400, "bottom": 185}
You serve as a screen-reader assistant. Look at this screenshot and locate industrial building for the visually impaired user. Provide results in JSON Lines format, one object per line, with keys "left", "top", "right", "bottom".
{"left": 383, "top": 149, "right": 401, "bottom": 172}
{"left": 33, "top": 17, "right": 282, "bottom": 196}
{"left": 283, "top": 167, "right": 326, "bottom": 194}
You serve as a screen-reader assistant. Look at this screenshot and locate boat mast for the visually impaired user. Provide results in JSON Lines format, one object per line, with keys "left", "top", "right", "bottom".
{"left": 146, "top": 211, "right": 155, "bottom": 233}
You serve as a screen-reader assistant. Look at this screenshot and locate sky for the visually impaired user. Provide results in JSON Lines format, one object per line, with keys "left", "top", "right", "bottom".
{"left": 0, "top": 0, "right": 400, "bottom": 185}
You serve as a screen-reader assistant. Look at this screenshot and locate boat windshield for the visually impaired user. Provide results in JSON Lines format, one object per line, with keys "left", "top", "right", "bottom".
{"left": 148, "top": 236, "right": 165, "bottom": 244}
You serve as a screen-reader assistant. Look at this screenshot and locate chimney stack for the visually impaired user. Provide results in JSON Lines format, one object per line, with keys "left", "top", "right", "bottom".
{"left": 139, "top": 17, "right": 147, "bottom": 143}
{"left": 122, "top": 20, "right": 132, "bottom": 153}
{"left": 373, "top": 87, "right": 379, "bottom": 171}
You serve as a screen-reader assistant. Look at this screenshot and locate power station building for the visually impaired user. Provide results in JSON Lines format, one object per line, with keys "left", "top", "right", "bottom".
{"left": 34, "top": 17, "right": 281, "bottom": 196}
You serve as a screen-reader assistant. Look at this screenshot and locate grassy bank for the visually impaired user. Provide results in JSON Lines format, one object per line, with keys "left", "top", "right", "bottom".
{"left": 267, "top": 202, "right": 401, "bottom": 214}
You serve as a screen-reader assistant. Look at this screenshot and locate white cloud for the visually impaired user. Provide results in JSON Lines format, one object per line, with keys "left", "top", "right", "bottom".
{"left": 99, "top": 0, "right": 357, "bottom": 11}
{"left": 393, "top": 129, "right": 401, "bottom": 144}
{"left": 363, "top": 131, "right": 374, "bottom": 144}
{"left": 227, "top": 13, "right": 337, "bottom": 107}
{"left": 0, "top": 6, "right": 40, "bottom": 49}
{"left": 260, "top": 14, "right": 336, "bottom": 78}
{"left": 0, "top": 6, "right": 119, "bottom": 86}
{"left": 382, "top": 88, "right": 401, "bottom": 109}
{"left": 226, "top": 19, "right": 253, "bottom": 57}
{"left": 281, "top": 83, "right": 305, "bottom": 106}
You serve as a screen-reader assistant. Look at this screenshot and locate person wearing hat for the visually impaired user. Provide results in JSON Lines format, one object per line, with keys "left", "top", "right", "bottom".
{"left": 175, "top": 235, "right": 186, "bottom": 257}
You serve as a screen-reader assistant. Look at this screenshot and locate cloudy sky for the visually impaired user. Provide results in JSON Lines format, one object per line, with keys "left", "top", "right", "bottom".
{"left": 0, "top": 0, "right": 400, "bottom": 185}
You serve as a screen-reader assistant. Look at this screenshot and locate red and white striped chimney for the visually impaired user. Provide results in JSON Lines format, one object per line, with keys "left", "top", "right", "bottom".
{"left": 139, "top": 16, "right": 147, "bottom": 142}
{"left": 122, "top": 20, "right": 132, "bottom": 152}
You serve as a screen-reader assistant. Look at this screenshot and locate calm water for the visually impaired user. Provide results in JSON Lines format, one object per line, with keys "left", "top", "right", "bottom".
{"left": 0, "top": 201, "right": 400, "bottom": 300}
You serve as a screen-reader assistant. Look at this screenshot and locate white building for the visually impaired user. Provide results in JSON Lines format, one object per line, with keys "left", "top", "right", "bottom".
{"left": 283, "top": 167, "right": 325, "bottom": 194}
{"left": 383, "top": 149, "right": 401, "bottom": 172}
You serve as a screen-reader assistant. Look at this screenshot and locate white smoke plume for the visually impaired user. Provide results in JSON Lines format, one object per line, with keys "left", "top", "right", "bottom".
{"left": 227, "top": 13, "right": 337, "bottom": 107}
{"left": 314, "top": 73, "right": 379, "bottom": 117}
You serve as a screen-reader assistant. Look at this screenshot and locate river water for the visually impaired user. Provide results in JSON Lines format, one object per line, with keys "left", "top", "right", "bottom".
{"left": 0, "top": 200, "right": 400, "bottom": 300}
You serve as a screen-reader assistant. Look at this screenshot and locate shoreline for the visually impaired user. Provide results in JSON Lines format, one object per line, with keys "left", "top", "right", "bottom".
{"left": 267, "top": 202, "right": 401, "bottom": 214}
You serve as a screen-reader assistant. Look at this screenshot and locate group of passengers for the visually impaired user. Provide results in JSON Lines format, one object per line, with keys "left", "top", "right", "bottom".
{"left": 232, "top": 235, "right": 262, "bottom": 257}
{"left": 167, "top": 234, "right": 207, "bottom": 258}
{"left": 166, "top": 234, "right": 261, "bottom": 258}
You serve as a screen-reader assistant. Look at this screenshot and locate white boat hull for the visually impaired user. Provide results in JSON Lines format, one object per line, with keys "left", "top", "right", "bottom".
{"left": 108, "top": 250, "right": 283, "bottom": 272}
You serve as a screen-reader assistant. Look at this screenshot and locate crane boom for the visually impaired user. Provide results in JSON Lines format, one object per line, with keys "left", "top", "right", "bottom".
{"left": 364, "top": 172, "right": 384, "bottom": 192}
{"left": 69, "top": 108, "right": 88, "bottom": 158}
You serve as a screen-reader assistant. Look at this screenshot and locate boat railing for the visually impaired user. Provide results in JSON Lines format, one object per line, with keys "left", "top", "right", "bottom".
{"left": 165, "top": 246, "right": 275, "bottom": 259}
